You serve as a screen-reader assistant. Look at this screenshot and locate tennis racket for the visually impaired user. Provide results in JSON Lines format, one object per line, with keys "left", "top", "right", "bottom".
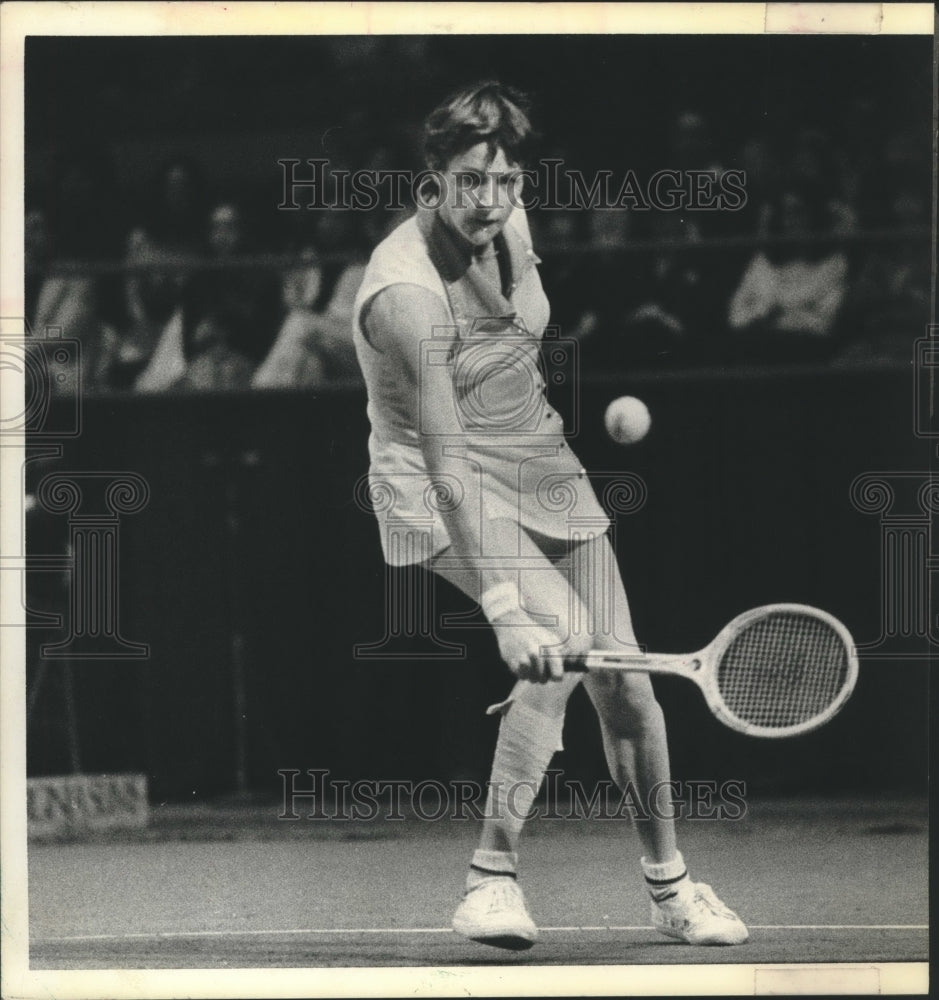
{"left": 565, "top": 604, "right": 858, "bottom": 738}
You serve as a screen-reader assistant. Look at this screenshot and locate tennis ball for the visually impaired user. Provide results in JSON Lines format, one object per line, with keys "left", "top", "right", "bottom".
{"left": 604, "top": 396, "right": 651, "bottom": 445}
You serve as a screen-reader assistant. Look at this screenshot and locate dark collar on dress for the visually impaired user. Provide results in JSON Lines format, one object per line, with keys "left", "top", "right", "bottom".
{"left": 415, "top": 205, "right": 538, "bottom": 313}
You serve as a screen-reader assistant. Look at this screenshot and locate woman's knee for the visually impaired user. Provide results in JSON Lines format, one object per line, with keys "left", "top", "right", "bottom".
{"left": 510, "top": 674, "right": 582, "bottom": 718}
{"left": 586, "top": 671, "right": 665, "bottom": 735}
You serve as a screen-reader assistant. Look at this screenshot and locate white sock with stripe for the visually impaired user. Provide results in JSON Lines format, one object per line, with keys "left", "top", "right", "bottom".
{"left": 466, "top": 849, "right": 518, "bottom": 890}
{"left": 641, "top": 851, "right": 690, "bottom": 902}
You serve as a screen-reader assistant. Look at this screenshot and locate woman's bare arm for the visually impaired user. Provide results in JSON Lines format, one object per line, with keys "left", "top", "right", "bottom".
{"left": 363, "top": 283, "right": 508, "bottom": 582}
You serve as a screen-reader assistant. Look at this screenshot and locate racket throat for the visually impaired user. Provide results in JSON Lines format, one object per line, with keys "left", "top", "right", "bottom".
{"left": 579, "top": 652, "right": 703, "bottom": 678}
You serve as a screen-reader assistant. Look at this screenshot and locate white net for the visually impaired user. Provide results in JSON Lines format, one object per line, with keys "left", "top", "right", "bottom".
{"left": 716, "top": 611, "right": 851, "bottom": 732}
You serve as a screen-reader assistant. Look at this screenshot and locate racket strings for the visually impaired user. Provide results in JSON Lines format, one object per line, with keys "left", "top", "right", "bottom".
{"left": 716, "top": 612, "right": 851, "bottom": 731}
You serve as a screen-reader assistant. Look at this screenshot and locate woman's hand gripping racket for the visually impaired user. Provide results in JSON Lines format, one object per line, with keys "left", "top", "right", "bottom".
{"left": 566, "top": 604, "right": 859, "bottom": 738}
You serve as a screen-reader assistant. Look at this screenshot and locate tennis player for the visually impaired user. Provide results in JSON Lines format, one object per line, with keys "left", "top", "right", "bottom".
{"left": 352, "top": 82, "right": 747, "bottom": 950}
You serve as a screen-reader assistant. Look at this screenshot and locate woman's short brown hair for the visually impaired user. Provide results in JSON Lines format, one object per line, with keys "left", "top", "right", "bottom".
{"left": 423, "top": 81, "right": 536, "bottom": 171}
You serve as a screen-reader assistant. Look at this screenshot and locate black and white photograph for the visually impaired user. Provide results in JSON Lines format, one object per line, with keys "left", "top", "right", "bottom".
{"left": 1, "top": 3, "right": 934, "bottom": 997}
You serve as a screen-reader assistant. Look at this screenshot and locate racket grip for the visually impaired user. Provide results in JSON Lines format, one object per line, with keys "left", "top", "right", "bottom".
{"left": 564, "top": 654, "right": 589, "bottom": 673}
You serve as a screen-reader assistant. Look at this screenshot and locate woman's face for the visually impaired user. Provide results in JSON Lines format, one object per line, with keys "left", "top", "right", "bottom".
{"left": 438, "top": 143, "right": 523, "bottom": 247}
{"left": 779, "top": 192, "right": 812, "bottom": 237}
{"left": 163, "top": 165, "right": 197, "bottom": 215}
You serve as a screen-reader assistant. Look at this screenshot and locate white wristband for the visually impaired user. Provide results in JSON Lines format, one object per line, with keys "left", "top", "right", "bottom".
{"left": 480, "top": 582, "right": 521, "bottom": 624}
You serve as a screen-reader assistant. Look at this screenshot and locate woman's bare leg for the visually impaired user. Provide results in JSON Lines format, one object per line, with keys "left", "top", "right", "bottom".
{"left": 431, "top": 518, "right": 584, "bottom": 856}
{"left": 567, "top": 532, "right": 677, "bottom": 862}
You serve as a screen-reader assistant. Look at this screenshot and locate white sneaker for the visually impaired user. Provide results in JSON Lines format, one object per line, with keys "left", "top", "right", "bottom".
{"left": 651, "top": 880, "right": 749, "bottom": 945}
{"left": 452, "top": 877, "right": 538, "bottom": 950}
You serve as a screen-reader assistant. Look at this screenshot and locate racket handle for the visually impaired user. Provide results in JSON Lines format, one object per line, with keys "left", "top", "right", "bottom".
{"left": 560, "top": 650, "right": 672, "bottom": 673}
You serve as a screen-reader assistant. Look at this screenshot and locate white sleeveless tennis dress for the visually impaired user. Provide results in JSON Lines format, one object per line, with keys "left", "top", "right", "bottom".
{"left": 352, "top": 208, "right": 609, "bottom": 566}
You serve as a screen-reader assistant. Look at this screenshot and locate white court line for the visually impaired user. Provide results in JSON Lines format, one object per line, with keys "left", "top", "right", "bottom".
{"left": 33, "top": 924, "right": 928, "bottom": 944}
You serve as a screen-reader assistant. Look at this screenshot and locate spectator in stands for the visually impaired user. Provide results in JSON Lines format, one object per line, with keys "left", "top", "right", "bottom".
{"left": 668, "top": 110, "right": 722, "bottom": 175}
{"left": 25, "top": 207, "right": 50, "bottom": 324}
{"left": 132, "top": 306, "right": 187, "bottom": 392}
{"left": 127, "top": 158, "right": 208, "bottom": 390}
{"left": 31, "top": 150, "right": 125, "bottom": 393}
{"left": 172, "top": 202, "right": 282, "bottom": 392}
{"left": 612, "top": 212, "right": 701, "bottom": 366}
{"left": 586, "top": 206, "right": 631, "bottom": 249}
{"left": 360, "top": 140, "right": 416, "bottom": 248}
{"left": 605, "top": 109, "right": 744, "bottom": 367}
{"left": 835, "top": 176, "right": 930, "bottom": 363}
{"left": 731, "top": 133, "right": 778, "bottom": 238}
{"left": 531, "top": 208, "right": 602, "bottom": 348}
{"left": 785, "top": 127, "right": 858, "bottom": 236}
{"left": 253, "top": 211, "right": 367, "bottom": 389}
{"left": 727, "top": 181, "right": 849, "bottom": 360}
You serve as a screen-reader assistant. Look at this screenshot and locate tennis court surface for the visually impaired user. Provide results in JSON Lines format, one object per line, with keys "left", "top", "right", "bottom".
{"left": 28, "top": 794, "right": 926, "bottom": 970}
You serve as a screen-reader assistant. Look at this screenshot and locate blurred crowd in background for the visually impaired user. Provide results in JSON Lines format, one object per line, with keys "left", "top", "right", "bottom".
{"left": 24, "top": 36, "right": 932, "bottom": 396}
